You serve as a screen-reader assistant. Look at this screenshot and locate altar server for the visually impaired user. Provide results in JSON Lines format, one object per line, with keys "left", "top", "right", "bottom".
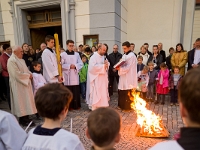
{"left": 0, "top": 110, "right": 27, "bottom": 150}
{"left": 117, "top": 41, "right": 137, "bottom": 110}
{"left": 61, "top": 40, "right": 83, "bottom": 110}
{"left": 42, "top": 35, "right": 62, "bottom": 83}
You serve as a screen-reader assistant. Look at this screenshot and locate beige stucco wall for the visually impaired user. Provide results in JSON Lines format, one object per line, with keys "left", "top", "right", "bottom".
{"left": 0, "top": 0, "right": 15, "bottom": 45}
{"left": 75, "top": 0, "right": 90, "bottom": 46}
{"left": 127, "top": 0, "right": 183, "bottom": 54}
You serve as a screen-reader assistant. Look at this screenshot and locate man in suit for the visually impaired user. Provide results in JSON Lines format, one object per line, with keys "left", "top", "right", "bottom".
{"left": 107, "top": 44, "right": 122, "bottom": 96}
{"left": 158, "top": 42, "right": 166, "bottom": 62}
{"left": 130, "top": 43, "right": 137, "bottom": 57}
{"left": 188, "top": 38, "right": 200, "bottom": 70}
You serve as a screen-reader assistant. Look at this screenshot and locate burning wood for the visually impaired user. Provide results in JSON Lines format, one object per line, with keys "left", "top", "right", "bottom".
{"left": 129, "top": 90, "right": 169, "bottom": 138}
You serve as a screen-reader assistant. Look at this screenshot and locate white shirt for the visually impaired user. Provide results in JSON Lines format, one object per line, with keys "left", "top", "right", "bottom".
{"left": 22, "top": 128, "right": 85, "bottom": 150}
{"left": 32, "top": 72, "right": 47, "bottom": 95}
{"left": 61, "top": 52, "right": 83, "bottom": 86}
{"left": 42, "top": 48, "right": 58, "bottom": 83}
{"left": 0, "top": 110, "right": 27, "bottom": 150}
{"left": 86, "top": 52, "right": 110, "bottom": 110}
{"left": 118, "top": 52, "right": 138, "bottom": 90}
{"left": 193, "top": 49, "right": 200, "bottom": 65}
{"left": 149, "top": 140, "right": 183, "bottom": 150}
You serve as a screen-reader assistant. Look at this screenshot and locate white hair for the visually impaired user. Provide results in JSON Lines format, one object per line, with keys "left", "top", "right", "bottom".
{"left": 12, "top": 46, "right": 21, "bottom": 52}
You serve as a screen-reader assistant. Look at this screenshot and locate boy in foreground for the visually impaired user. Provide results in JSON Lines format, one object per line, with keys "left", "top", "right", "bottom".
{"left": 86, "top": 107, "right": 121, "bottom": 150}
{"left": 150, "top": 68, "right": 200, "bottom": 150}
{"left": 22, "top": 83, "right": 85, "bottom": 150}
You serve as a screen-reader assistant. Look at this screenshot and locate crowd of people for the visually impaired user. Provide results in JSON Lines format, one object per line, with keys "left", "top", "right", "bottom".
{"left": 0, "top": 36, "right": 200, "bottom": 150}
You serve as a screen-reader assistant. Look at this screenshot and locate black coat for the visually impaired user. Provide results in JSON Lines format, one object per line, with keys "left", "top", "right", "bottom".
{"left": 166, "top": 54, "right": 172, "bottom": 70}
{"left": 137, "top": 63, "right": 145, "bottom": 73}
{"left": 107, "top": 52, "right": 122, "bottom": 76}
{"left": 187, "top": 48, "right": 200, "bottom": 70}
{"left": 147, "top": 54, "right": 163, "bottom": 70}
{"left": 159, "top": 50, "right": 166, "bottom": 62}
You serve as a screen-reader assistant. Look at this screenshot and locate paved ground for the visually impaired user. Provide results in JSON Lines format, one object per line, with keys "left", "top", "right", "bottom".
{"left": 0, "top": 93, "right": 184, "bottom": 150}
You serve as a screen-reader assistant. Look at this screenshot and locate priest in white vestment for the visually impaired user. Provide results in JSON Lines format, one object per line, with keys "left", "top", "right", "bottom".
{"left": 86, "top": 44, "right": 110, "bottom": 110}
{"left": 7, "top": 46, "right": 37, "bottom": 126}
{"left": 61, "top": 40, "right": 83, "bottom": 109}
{"left": 0, "top": 110, "right": 27, "bottom": 150}
{"left": 117, "top": 41, "right": 137, "bottom": 110}
{"left": 42, "top": 35, "right": 62, "bottom": 83}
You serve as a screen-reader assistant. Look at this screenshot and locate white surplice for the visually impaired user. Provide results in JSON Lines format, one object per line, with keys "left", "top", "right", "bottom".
{"left": 22, "top": 128, "right": 85, "bottom": 150}
{"left": 149, "top": 140, "right": 184, "bottom": 150}
{"left": 32, "top": 72, "right": 47, "bottom": 95}
{"left": 61, "top": 52, "right": 83, "bottom": 85}
{"left": 42, "top": 48, "right": 58, "bottom": 83}
{"left": 118, "top": 52, "right": 138, "bottom": 90}
{"left": 0, "top": 110, "right": 27, "bottom": 150}
{"left": 86, "top": 52, "right": 110, "bottom": 110}
{"left": 7, "top": 54, "right": 37, "bottom": 117}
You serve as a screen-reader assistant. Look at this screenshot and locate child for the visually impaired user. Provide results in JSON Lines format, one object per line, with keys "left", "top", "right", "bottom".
{"left": 86, "top": 107, "right": 121, "bottom": 150}
{"left": 147, "top": 61, "right": 158, "bottom": 102}
{"left": 32, "top": 61, "right": 46, "bottom": 95}
{"left": 137, "top": 56, "right": 145, "bottom": 73}
{"left": 22, "top": 83, "right": 85, "bottom": 150}
{"left": 79, "top": 55, "right": 88, "bottom": 100}
{"left": 137, "top": 66, "right": 149, "bottom": 100}
{"left": 150, "top": 68, "right": 200, "bottom": 150}
{"left": 169, "top": 66, "right": 182, "bottom": 106}
{"left": 155, "top": 63, "right": 169, "bottom": 105}
{"left": 83, "top": 47, "right": 92, "bottom": 63}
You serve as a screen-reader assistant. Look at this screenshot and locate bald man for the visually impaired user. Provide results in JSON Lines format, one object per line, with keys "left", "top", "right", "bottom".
{"left": 7, "top": 46, "right": 37, "bottom": 126}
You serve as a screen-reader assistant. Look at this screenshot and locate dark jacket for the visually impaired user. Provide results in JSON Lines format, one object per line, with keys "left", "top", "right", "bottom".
{"left": 107, "top": 52, "right": 122, "bottom": 76}
{"left": 166, "top": 54, "right": 172, "bottom": 70}
{"left": 169, "top": 74, "right": 182, "bottom": 90}
{"left": 137, "top": 63, "right": 145, "bottom": 73}
{"left": 147, "top": 54, "right": 163, "bottom": 70}
{"left": 159, "top": 50, "right": 166, "bottom": 62}
{"left": 36, "top": 51, "right": 43, "bottom": 60}
{"left": 148, "top": 69, "right": 158, "bottom": 85}
{"left": 187, "top": 48, "right": 200, "bottom": 70}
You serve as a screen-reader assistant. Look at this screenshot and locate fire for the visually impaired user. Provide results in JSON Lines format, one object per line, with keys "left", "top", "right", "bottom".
{"left": 129, "top": 90, "right": 169, "bottom": 137}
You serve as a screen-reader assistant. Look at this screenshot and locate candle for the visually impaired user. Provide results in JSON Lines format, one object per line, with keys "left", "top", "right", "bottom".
{"left": 70, "top": 118, "right": 73, "bottom": 132}
{"left": 54, "top": 33, "right": 62, "bottom": 76}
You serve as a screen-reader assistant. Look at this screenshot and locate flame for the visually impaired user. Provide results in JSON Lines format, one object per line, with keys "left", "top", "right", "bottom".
{"left": 129, "top": 91, "right": 164, "bottom": 135}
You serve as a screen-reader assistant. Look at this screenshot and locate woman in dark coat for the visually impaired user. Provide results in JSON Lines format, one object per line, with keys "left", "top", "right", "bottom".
{"left": 147, "top": 45, "right": 163, "bottom": 70}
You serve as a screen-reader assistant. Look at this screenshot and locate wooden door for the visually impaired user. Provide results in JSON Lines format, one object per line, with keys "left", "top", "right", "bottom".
{"left": 30, "top": 29, "right": 47, "bottom": 49}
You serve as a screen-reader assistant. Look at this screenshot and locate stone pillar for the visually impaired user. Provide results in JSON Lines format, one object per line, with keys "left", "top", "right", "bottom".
{"left": 181, "top": 0, "right": 196, "bottom": 51}
{"left": 69, "top": 0, "right": 76, "bottom": 42}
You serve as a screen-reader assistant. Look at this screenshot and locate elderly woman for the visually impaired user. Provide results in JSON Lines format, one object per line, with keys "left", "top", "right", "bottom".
{"left": 171, "top": 43, "right": 188, "bottom": 75}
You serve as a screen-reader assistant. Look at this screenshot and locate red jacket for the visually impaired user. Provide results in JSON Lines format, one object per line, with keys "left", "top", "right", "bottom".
{"left": 0, "top": 53, "right": 10, "bottom": 77}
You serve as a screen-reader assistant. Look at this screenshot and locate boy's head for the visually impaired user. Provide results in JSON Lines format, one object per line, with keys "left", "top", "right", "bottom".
{"left": 160, "top": 62, "right": 167, "bottom": 70}
{"left": 142, "top": 66, "right": 149, "bottom": 74}
{"left": 85, "top": 47, "right": 92, "bottom": 55}
{"left": 179, "top": 68, "right": 200, "bottom": 127}
{"left": 169, "top": 47, "right": 174, "bottom": 55}
{"left": 148, "top": 61, "right": 154, "bottom": 70}
{"left": 35, "top": 83, "right": 72, "bottom": 120}
{"left": 173, "top": 66, "right": 180, "bottom": 74}
{"left": 45, "top": 35, "right": 54, "bottom": 49}
{"left": 81, "top": 54, "right": 87, "bottom": 63}
{"left": 137, "top": 56, "right": 143, "bottom": 64}
{"left": 66, "top": 40, "right": 74, "bottom": 51}
{"left": 32, "top": 61, "right": 41, "bottom": 72}
{"left": 86, "top": 107, "right": 121, "bottom": 148}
